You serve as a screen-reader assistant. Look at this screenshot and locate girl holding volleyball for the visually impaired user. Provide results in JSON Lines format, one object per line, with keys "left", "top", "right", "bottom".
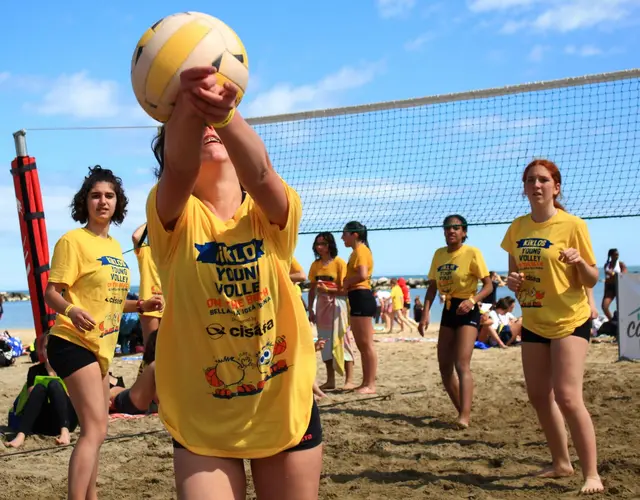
{"left": 418, "top": 215, "right": 492, "bottom": 428}
{"left": 341, "top": 221, "right": 377, "bottom": 394}
{"left": 44, "top": 166, "right": 163, "bottom": 500}
{"left": 146, "top": 66, "right": 320, "bottom": 499}
{"left": 501, "top": 159, "right": 603, "bottom": 494}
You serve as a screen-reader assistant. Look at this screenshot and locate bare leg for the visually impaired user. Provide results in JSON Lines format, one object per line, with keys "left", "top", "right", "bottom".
{"left": 64, "top": 364, "right": 109, "bottom": 500}
{"left": 437, "top": 326, "right": 460, "bottom": 414}
{"left": 521, "top": 342, "right": 574, "bottom": 478}
{"left": 252, "top": 445, "right": 323, "bottom": 500}
{"left": 319, "top": 360, "right": 335, "bottom": 390}
{"left": 601, "top": 296, "right": 613, "bottom": 321}
{"left": 174, "top": 449, "right": 246, "bottom": 500}
{"left": 454, "top": 325, "right": 478, "bottom": 427}
{"left": 551, "top": 336, "right": 603, "bottom": 494}
{"left": 350, "top": 316, "right": 377, "bottom": 394}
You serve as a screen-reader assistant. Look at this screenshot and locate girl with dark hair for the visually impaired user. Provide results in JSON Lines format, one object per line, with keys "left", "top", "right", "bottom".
{"left": 44, "top": 166, "right": 163, "bottom": 499}
{"left": 145, "top": 66, "right": 320, "bottom": 498}
{"left": 502, "top": 159, "right": 603, "bottom": 494}
{"left": 132, "top": 223, "right": 164, "bottom": 346}
{"left": 418, "top": 214, "right": 492, "bottom": 428}
{"left": 602, "top": 248, "right": 626, "bottom": 320}
{"left": 307, "top": 232, "right": 355, "bottom": 391}
{"left": 341, "top": 221, "right": 377, "bottom": 394}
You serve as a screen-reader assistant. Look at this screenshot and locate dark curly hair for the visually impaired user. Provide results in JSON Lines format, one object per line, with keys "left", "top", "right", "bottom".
{"left": 70, "top": 165, "right": 128, "bottom": 225}
{"left": 151, "top": 126, "right": 165, "bottom": 179}
{"left": 312, "top": 232, "right": 338, "bottom": 260}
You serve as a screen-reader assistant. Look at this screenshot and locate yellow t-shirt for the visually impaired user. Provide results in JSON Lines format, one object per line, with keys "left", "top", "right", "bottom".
{"left": 308, "top": 257, "right": 347, "bottom": 288}
{"left": 145, "top": 181, "right": 315, "bottom": 459}
{"left": 49, "top": 228, "right": 130, "bottom": 375}
{"left": 390, "top": 285, "right": 404, "bottom": 311}
{"left": 289, "top": 257, "right": 303, "bottom": 297}
{"left": 346, "top": 243, "right": 374, "bottom": 290}
{"left": 501, "top": 210, "right": 596, "bottom": 339}
{"left": 428, "top": 245, "right": 489, "bottom": 300}
{"left": 135, "top": 244, "right": 163, "bottom": 319}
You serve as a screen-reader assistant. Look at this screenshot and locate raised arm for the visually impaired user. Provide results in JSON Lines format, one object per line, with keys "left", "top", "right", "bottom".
{"left": 132, "top": 223, "right": 147, "bottom": 247}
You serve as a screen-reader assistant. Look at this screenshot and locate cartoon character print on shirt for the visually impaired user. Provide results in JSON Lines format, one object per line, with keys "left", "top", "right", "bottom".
{"left": 195, "top": 238, "right": 289, "bottom": 400}
{"left": 515, "top": 238, "right": 550, "bottom": 308}
{"left": 98, "top": 256, "right": 129, "bottom": 338}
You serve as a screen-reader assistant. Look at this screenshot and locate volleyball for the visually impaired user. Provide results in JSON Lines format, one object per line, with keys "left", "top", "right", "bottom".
{"left": 131, "top": 12, "right": 249, "bottom": 123}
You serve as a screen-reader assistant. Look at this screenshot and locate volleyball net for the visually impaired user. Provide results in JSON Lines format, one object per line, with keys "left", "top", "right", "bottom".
{"left": 11, "top": 68, "right": 640, "bottom": 239}
{"left": 247, "top": 68, "right": 640, "bottom": 233}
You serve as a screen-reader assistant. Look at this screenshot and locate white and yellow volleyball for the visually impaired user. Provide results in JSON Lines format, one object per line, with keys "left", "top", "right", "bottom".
{"left": 131, "top": 12, "right": 249, "bottom": 123}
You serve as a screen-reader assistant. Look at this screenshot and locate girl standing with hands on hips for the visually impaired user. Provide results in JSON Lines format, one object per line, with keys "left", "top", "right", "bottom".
{"left": 146, "top": 66, "right": 320, "bottom": 499}
{"left": 44, "top": 166, "right": 163, "bottom": 500}
{"left": 501, "top": 159, "right": 603, "bottom": 495}
{"left": 341, "top": 221, "right": 377, "bottom": 394}
{"left": 418, "top": 215, "right": 492, "bottom": 428}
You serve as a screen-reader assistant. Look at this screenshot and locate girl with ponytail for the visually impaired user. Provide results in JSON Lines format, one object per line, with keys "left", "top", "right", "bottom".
{"left": 341, "top": 221, "right": 377, "bottom": 394}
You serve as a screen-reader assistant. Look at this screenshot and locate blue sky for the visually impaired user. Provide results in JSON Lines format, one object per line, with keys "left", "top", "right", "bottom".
{"left": 1, "top": 0, "right": 639, "bottom": 290}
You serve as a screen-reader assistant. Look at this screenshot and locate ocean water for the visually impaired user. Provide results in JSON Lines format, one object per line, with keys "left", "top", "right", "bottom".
{"left": 3, "top": 270, "right": 637, "bottom": 331}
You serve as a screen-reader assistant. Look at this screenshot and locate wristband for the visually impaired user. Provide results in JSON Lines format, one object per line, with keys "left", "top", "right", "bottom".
{"left": 469, "top": 297, "right": 476, "bottom": 305}
{"left": 63, "top": 304, "right": 74, "bottom": 316}
{"left": 136, "top": 300, "right": 144, "bottom": 314}
{"left": 209, "top": 107, "right": 236, "bottom": 129}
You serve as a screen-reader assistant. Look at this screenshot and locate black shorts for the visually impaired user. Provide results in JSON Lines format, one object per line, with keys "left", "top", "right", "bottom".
{"left": 440, "top": 298, "right": 480, "bottom": 330}
{"left": 348, "top": 289, "right": 376, "bottom": 317}
{"left": 604, "top": 281, "right": 616, "bottom": 299}
{"left": 47, "top": 335, "right": 98, "bottom": 380}
{"left": 112, "top": 389, "right": 147, "bottom": 415}
{"left": 521, "top": 319, "right": 591, "bottom": 344}
{"left": 404, "top": 302, "right": 410, "bottom": 310}
{"left": 172, "top": 400, "right": 322, "bottom": 456}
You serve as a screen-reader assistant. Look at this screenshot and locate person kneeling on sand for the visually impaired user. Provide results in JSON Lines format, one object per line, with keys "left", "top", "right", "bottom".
{"left": 109, "top": 330, "right": 159, "bottom": 415}
{"left": 6, "top": 333, "right": 78, "bottom": 448}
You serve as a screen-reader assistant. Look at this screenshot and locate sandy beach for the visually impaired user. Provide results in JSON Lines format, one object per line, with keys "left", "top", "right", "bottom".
{"left": 1, "top": 325, "right": 639, "bottom": 499}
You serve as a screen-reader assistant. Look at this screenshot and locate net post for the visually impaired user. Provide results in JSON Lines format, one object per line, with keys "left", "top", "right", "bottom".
{"left": 13, "top": 129, "right": 27, "bottom": 157}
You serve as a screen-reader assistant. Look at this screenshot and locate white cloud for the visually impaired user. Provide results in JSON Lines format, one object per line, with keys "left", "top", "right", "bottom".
{"left": 0, "top": 71, "right": 9, "bottom": 84}
{"left": 532, "top": 0, "right": 631, "bottom": 32}
{"left": 564, "top": 44, "right": 603, "bottom": 56}
{"left": 377, "top": 0, "right": 417, "bottom": 18}
{"left": 404, "top": 32, "right": 436, "bottom": 51}
{"left": 528, "top": 44, "right": 548, "bottom": 62}
{"left": 26, "top": 72, "right": 121, "bottom": 119}
{"left": 244, "top": 62, "right": 384, "bottom": 118}
{"left": 472, "top": 0, "right": 639, "bottom": 33}
{"left": 468, "top": 0, "right": 538, "bottom": 12}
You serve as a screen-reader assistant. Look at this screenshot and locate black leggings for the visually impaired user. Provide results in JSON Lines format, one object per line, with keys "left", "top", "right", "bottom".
{"left": 18, "top": 381, "right": 78, "bottom": 436}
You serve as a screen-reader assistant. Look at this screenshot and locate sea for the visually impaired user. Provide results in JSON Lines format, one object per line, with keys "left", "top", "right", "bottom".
{"left": 2, "top": 267, "right": 637, "bottom": 331}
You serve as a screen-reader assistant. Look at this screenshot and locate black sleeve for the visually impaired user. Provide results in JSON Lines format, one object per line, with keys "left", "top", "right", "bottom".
{"left": 26, "top": 363, "right": 47, "bottom": 388}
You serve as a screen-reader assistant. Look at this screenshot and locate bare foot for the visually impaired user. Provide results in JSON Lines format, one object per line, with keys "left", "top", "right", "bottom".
{"left": 342, "top": 382, "right": 358, "bottom": 391}
{"left": 355, "top": 386, "right": 376, "bottom": 395}
{"left": 319, "top": 382, "right": 336, "bottom": 391}
{"left": 535, "top": 464, "right": 575, "bottom": 478}
{"left": 55, "top": 428, "right": 71, "bottom": 446}
{"left": 6, "top": 432, "right": 26, "bottom": 449}
{"left": 580, "top": 476, "right": 604, "bottom": 494}
{"left": 455, "top": 419, "right": 470, "bottom": 429}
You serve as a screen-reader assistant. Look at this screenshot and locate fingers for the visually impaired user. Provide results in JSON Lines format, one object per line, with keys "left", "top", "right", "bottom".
{"left": 180, "top": 66, "right": 217, "bottom": 83}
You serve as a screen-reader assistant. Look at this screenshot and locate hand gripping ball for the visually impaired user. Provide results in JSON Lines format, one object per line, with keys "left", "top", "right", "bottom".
{"left": 131, "top": 12, "right": 249, "bottom": 123}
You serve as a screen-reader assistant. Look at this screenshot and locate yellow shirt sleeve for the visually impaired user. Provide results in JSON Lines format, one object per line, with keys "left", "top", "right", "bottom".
{"left": 49, "top": 236, "right": 80, "bottom": 286}
{"left": 500, "top": 221, "right": 516, "bottom": 255}
{"left": 470, "top": 247, "right": 490, "bottom": 280}
{"left": 308, "top": 261, "right": 318, "bottom": 283}
{"left": 290, "top": 257, "right": 303, "bottom": 274}
{"left": 572, "top": 219, "right": 596, "bottom": 266}
{"left": 251, "top": 180, "right": 302, "bottom": 261}
{"left": 336, "top": 257, "right": 347, "bottom": 288}
{"left": 427, "top": 249, "right": 439, "bottom": 281}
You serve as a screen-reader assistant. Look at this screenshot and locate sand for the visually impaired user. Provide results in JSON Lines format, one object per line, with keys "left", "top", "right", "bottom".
{"left": 1, "top": 325, "right": 639, "bottom": 500}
